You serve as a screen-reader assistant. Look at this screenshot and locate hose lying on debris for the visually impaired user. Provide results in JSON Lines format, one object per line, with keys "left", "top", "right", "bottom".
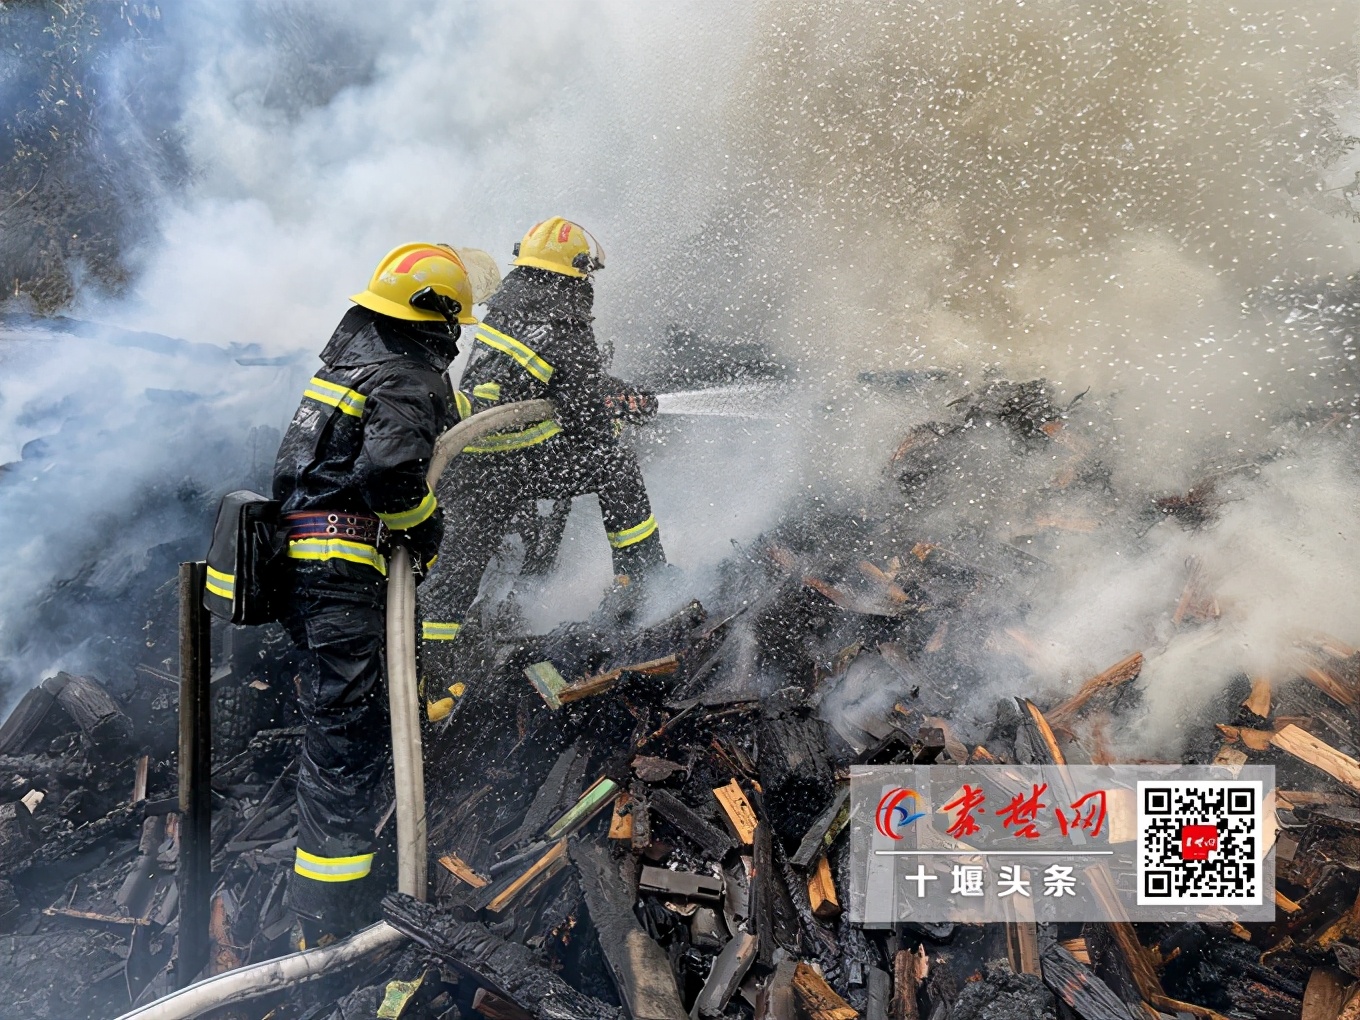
{"left": 114, "top": 400, "right": 558, "bottom": 1020}
{"left": 114, "top": 922, "right": 404, "bottom": 1020}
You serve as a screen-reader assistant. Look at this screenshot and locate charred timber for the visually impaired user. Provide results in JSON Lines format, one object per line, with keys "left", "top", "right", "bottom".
{"left": 756, "top": 699, "right": 834, "bottom": 844}
{"left": 383, "top": 893, "right": 622, "bottom": 1020}
{"left": 570, "top": 839, "right": 687, "bottom": 1020}
{"left": 648, "top": 788, "right": 734, "bottom": 859}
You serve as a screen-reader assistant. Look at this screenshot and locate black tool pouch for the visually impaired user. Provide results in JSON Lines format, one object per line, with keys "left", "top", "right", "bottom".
{"left": 204, "top": 490, "right": 282, "bottom": 625}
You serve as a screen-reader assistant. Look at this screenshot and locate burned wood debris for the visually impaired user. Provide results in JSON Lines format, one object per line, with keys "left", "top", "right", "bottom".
{"left": 5, "top": 379, "right": 1360, "bottom": 1018}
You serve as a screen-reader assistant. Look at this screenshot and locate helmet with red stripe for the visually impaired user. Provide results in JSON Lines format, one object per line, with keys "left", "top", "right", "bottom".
{"left": 351, "top": 243, "right": 479, "bottom": 325}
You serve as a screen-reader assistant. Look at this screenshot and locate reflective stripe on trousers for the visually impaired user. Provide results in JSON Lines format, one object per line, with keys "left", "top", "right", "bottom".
{"left": 607, "top": 514, "right": 658, "bottom": 549}
{"left": 294, "top": 847, "right": 375, "bottom": 883}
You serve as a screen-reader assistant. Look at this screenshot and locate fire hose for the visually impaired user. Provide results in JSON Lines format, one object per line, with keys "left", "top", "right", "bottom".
{"left": 114, "top": 400, "right": 556, "bottom": 1020}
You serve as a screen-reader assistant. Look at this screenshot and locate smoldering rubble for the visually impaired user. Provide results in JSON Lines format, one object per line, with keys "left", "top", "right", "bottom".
{"left": 4, "top": 379, "right": 1360, "bottom": 1019}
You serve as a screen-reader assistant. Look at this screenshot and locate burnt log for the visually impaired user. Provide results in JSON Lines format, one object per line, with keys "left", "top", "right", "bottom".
{"left": 754, "top": 822, "right": 777, "bottom": 969}
{"left": 45, "top": 673, "right": 133, "bottom": 756}
{"left": 756, "top": 701, "right": 834, "bottom": 844}
{"left": 383, "top": 893, "right": 621, "bottom": 1020}
{"left": 569, "top": 839, "right": 687, "bottom": 1020}
{"left": 1038, "top": 942, "right": 1135, "bottom": 1020}
{"left": 648, "top": 789, "right": 734, "bottom": 860}
{"left": 0, "top": 686, "right": 59, "bottom": 756}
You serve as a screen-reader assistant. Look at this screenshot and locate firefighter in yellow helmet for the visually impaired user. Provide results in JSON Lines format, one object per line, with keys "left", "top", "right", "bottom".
{"left": 417, "top": 218, "right": 666, "bottom": 718}
{"left": 271, "top": 243, "right": 478, "bottom": 941}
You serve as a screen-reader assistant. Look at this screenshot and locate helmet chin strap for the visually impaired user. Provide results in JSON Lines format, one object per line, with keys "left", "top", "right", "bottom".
{"left": 400, "top": 319, "right": 461, "bottom": 363}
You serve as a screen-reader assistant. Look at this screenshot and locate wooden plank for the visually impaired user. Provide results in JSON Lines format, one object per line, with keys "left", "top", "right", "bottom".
{"left": 609, "top": 792, "right": 634, "bottom": 840}
{"left": 1242, "top": 678, "right": 1272, "bottom": 719}
{"left": 0, "top": 686, "right": 57, "bottom": 756}
{"left": 1150, "top": 995, "right": 1231, "bottom": 1020}
{"left": 753, "top": 823, "right": 776, "bottom": 969}
{"left": 176, "top": 561, "right": 212, "bottom": 989}
{"left": 472, "top": 987, "right": 534, "bottom": 1020}
{"left": 807, "top": 856, "right": 841, "bottom": 922}
{"left": 693, "top": 931, "right": 758, "bottom": 1018}
{"left": 630, "top": 783, "right": 652, "bottom": 852}
{"left": 650, "top": 788, "right": 735, "bottom": 859}
{"left": 1018, "top": 698, "right": 1066, "bottom": 766}
{"left": 1303, "top": 666, "right": 1358, "bottom": 709}
{"left": 757, "top": 959, "right": 798, "bottom": 1020}
{"left": 1271, "top": 725, "right": 1360, "bottom": 795}
{"left": 524, "top": 661, "right": 568, "bottom": 710}
{"left": 713, "top": 780, "right": 758, "bottom": 847}
{"left": 790, "top": 785, "right": 850, "bottom": 868}
{"left": 571, "top": 839, "right": 687, "bottom": 1020}
{"left": 793, "top": 961, "right": 858, "bottom": 1020}
{"left": 42, "top": 907, "right": 150, "bottom": 927}
{"left": 1048, "top": 653, "right": 1143, "bottom": 729}
{"left": 545, "top": 778, "right": 620, "bottom": 841}
{"left": 438, "top": 853, "right": 489, "bottom": 890}
{"left": 1302, "top": 967, "right": 1350, "bottom": 1020}
{"left": 1059, "top": 938, "right": 1090, "bottom": 965}
{"left": 1005, "top": 904, "right": 1041, "bottom": 977}
{"left": 1216, "top": 724, "right": 1273, "bottom": 752}
{"left": 132, "top": 755, "right": 149, "bottom": 803}
{"left": 1276, "top": 890, "right": 1302, "bottom": 914}
{"left": 888, "top": 948, "right": 920, "bottom": 1020}
{"left": 1085, "top": 865, "right": 1165, "bottom": 1002}
{"left": 485, "top": 840, "right": 567, "bottom": 916}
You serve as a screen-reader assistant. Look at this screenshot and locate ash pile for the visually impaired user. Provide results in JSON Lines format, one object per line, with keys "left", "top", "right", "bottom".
{"left": 6, "top": 380, "right": 1360, "bottom": 1020}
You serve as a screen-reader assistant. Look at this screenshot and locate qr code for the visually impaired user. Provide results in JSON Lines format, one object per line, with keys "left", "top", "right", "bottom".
{"left": 1136, "top": 781, "right": 1263, "bottom": 905}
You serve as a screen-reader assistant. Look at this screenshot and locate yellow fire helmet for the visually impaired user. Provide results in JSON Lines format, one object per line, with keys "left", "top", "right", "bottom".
{"left": 350, "top": 243, "right": 479, "bottom": 325}
{"left": 512, "top": 217, "right": 605, "bottom": 279}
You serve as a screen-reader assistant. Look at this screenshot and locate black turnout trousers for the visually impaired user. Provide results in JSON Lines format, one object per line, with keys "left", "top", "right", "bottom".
{"left": 423, "top": 431, "right": 660, "bottom": 626}
{"left": 278, "top": 559, "right": 389, "bottom": 931}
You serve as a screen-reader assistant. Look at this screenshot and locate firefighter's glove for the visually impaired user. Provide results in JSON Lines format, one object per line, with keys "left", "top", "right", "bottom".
{"left": 398, "top": 509, "right": 444, "bottom": 582}
{"left": 419, "top": 634, "right": 466, "bottom": 723}
{"left": 604, "top": 388, "right": 659, "bottom": 425}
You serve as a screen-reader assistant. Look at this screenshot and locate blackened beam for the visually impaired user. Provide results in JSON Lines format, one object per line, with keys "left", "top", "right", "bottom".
{"left": 648, "top": 788, "right": 734, "bottom": 859}
{"left": 570, "top": 839, "right": 687, "bottom": 1020}
{"left": 176, "top": 561, "right": 212, "bottom": 990}
{"left": 383, "top": 893, "right": 621, "bottom": 1020}
{"left": 790, "top": 785, "right": 850, "bottom": 869}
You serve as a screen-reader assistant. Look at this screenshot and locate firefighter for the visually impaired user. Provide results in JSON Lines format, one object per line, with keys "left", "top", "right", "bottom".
{"left": 418, "top": 217, "right": 665, "bottom": 719}
{"left": 271, "top": 243, "right": 475, "bottom": 941}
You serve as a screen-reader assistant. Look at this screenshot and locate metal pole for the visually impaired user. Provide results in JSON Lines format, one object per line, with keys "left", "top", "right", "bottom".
{"left": 176, "top": 560, "right": 212, "bottom": 989}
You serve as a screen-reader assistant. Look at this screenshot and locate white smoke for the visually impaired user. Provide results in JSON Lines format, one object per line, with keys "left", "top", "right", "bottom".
{"left": 1, "top": 0, "right": 1357, "bottom": 755}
